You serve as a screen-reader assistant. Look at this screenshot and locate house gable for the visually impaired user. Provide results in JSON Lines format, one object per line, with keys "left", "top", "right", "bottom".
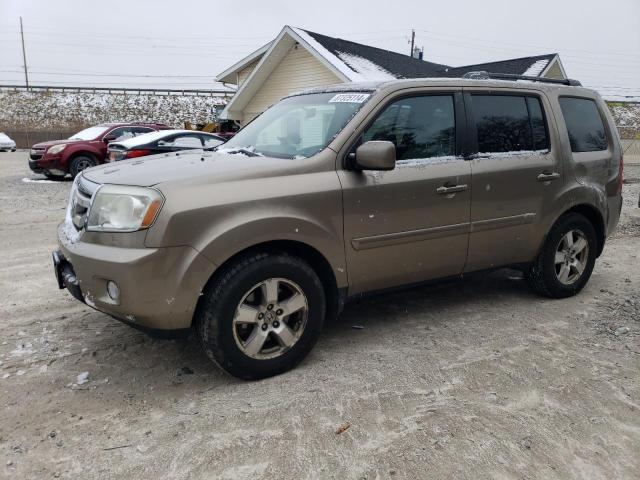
{"left": 242, "top": 43, "right": 343, "bottom": 123}
{"left": 540, "top": 55, "right": 567, "bottom": 80}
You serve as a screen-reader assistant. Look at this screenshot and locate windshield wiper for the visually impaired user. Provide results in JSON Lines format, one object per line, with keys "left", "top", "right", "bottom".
{"left": 215, "top": 145, "right": 262, "bottom": 157}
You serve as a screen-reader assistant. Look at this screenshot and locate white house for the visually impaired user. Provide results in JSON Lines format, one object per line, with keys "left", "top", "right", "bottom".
{"left": 217, "top": 25, "right": 568, "bottom": 125}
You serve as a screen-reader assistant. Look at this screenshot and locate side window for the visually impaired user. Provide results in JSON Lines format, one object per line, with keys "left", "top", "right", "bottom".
{"left": 558, "top": 97, "right": 607, "bottom": 152}
{"left": 526, "top": 97, "right": 549, "bottom": 150}
{"left": 130, "top": 127, "right": 153, "bottom": 136}
{"left": 108, "top": 127, "right": 151, "bottom": 141}
{"left": 202, "top": 136, "right": 224, "bottom": 148}
{"left": 472, "top": 95, "right": 540, "bottom": 153}
{"left": 167, "top": 135, "right": 203, "bottom": 148}
{"left": 363, "top": 95, "right": 456, "bottom": 161}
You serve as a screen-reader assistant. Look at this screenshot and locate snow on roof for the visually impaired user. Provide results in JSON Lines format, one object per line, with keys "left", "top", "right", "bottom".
{"left": 336, "top": 51, "right": 397, "bottom": 81}
{"left": 111, "top": 129, "right": 192, "bottom": 147}
{"left": 522, "top": 59, "right": 550, "bottom": 76}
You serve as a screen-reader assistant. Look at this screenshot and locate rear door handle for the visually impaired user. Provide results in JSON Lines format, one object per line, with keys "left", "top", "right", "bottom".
{"left": 436, "top": 184, "right": 468, "bottom": 195}
{"left": 537, "top": 172, "right": 560, "bottom": 182}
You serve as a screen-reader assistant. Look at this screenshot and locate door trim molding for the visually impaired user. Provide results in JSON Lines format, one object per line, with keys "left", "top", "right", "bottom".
{"left": 351, "top": 222, "right": 470, "bottom": 251}
{"left": 470, "top": 213, "right": 536, "bottom": 233}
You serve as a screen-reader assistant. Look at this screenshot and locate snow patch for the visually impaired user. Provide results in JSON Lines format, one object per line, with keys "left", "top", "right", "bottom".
{"left": 522, "top": 59, "right": 549, "bottom": 77}
{"left": 336, "top": 52, "right": 397, "bottom": 81}
{"left": 76, "top": 372, "right": 90, "bottom": 385}
{"left": 21, "top": 177, "right": 58, "bottom": 184}
{"left": 396, "top": 156, "right": 461, "bottom": 168}
{"left": 476, "top": 149, "right": 549, "bottom": 159}
{"left": 11, "top": 342, "right": 34, "bottom": 357}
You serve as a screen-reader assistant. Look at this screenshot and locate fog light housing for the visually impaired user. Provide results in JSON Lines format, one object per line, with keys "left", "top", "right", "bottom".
{"left": 107, "top": 281, "right": 120, "bottom": 301}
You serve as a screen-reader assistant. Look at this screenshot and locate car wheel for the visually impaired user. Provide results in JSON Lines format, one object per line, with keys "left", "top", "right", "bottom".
{"left": 44, "top": 171, "right": 66, "bottom": 181}
{"left": 70, "top": 155, "right": 96, "bottom": 178}
{"left": 527, "top": 213, "right": 597, "bottom": 298}
{"left": 196, "top": 251, "right": 326, "bottom": 380}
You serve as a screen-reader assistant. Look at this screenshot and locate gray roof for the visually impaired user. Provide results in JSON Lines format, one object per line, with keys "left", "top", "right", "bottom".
{"left": 440, "top": 53, "right": 558, "bottom": 77}
{"left": 302, "top": 29, "right": 558, "bottom": 79}
{"left": 302, "top": 29, "right": 451, "bottom": 79}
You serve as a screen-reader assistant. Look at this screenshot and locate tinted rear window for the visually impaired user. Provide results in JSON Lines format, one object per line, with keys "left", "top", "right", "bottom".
{"left": 558, "top": 97, "right": 607, "bottom": 152}
{"left": 472, "top": 95, "right": 549, "bottom": 153}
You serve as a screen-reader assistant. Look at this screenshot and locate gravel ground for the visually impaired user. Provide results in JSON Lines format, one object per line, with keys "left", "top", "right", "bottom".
{"left": 1, "top": 151, "right": 639, "bottom": 480}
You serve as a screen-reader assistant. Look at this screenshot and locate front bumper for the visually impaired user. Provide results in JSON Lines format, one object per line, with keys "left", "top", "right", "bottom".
{"left": 29, "top": 153, "right": 64, "bottom": 174}
{"left": 56, "top": 223, "right": 216, "bottom": 330}
{"left": 29, "top": 159, "right": 45, "bottom": 174}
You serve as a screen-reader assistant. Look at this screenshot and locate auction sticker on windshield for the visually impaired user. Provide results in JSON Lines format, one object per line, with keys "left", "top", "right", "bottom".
{"left": 328, "top": 93, "right": 370, "bottom": 103}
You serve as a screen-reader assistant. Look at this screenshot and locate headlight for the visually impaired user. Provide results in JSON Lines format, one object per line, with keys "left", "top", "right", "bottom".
{"left": 48, "top": 144, "right": 67, "bottom": 154}
{"left": 86, "top": 184, "right": 164, "bottom": 232}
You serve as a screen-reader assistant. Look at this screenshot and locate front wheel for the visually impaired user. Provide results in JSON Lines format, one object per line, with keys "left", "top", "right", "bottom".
{"left": 196, "top": 252, "right": 326, "bottom": 380}
{"left": 70, "top": 155, "right": 96, "bottom": 178}
{"left": 527, "top": 213, "right": 597, "bottom": 298}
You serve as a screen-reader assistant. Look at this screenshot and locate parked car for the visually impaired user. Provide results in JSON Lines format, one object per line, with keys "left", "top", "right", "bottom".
{"left": 29, "top": 122, "right": 169, "bottom": 179}
{"left": 53, "top": 77, "right": 623, "bottom": 379}
{"left": 0, "top": 132, "right": 17, "bottom": 152}
{"left": 107, "top": 129, "right": 225, "bottom": 162}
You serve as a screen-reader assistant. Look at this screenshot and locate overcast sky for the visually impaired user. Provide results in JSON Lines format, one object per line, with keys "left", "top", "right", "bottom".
{"left": 1, "top": 0, "right": 638, "bottom": 99}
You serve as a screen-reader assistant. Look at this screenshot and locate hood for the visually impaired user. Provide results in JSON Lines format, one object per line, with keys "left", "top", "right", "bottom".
{"left": 32, "top": 138, "right": 82, "bottom": 149}
{"left": 81, "top": 150, "right": 297, "bottom": 188}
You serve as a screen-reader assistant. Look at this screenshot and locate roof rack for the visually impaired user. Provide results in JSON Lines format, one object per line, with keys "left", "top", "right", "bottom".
{"left": 462, "top": 71, "right": 582, "bottom": 86}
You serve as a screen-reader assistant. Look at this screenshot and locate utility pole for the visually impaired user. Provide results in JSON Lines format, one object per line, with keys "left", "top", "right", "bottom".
{"left": 409, "top": 29, "right": 415, "bottom": 57}
{"left": 20, "top": 16, "right": 29, "bottom": 88}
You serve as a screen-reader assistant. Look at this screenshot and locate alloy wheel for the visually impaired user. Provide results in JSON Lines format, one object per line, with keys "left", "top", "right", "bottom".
{"left": 554, "top": 229, "right": 589, "bottom": 285}
{"left": 232, "top": 277, "right": 309, "bottom": 360}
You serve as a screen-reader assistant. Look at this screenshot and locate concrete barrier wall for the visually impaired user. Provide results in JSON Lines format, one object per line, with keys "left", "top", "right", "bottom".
{"left": 0, "top": 88, "right": 230, "bottom": 147}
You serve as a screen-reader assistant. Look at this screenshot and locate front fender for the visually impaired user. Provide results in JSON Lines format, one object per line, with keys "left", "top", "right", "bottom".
{"left": 196, "top": 215, "right": 348, "bottom": 288}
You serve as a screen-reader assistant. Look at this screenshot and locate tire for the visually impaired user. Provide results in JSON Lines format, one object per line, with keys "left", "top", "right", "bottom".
{"left": 196, "top": 251, "right": 326, "bottom": 380}
{"left": 44, "top": 171, "right": 66, "bottom": 181}
{"left": 527, "top": 213, "right": 597, "bottom": 298}
{"left": 69, "top": 155, "right": 96, "bottom": 178}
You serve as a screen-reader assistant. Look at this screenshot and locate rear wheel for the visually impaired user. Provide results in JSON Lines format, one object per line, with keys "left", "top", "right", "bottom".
{"left": 70, "top": 155, "right": 96, "bottom": 178}
{"left": 527, "top": 213, "right": 597, "bottom": 298}
{"left": 196, "top": 252, "right": 326, "bottom": 379}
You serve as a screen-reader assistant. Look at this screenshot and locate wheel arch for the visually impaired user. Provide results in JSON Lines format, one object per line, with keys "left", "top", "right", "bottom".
{"left": 64, "top": 148, "right": 100, "bottom": 169}
{"left": 547, "top": 203, "right": 606, "bottom": 257}
{"left": 194, "top": 239, "right": 344, "bottom": 327}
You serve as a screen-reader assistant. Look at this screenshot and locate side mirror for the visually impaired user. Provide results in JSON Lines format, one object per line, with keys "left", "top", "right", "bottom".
{"left": 103, "top": 135, "right": 117, "bottom": 143}
{"left": 354, "top": 140, "right": 396, "bottom": 171}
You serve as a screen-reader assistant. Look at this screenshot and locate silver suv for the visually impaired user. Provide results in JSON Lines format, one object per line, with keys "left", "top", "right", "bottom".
{"left": 53, "top": 77, "right": 623, "bottom": 379}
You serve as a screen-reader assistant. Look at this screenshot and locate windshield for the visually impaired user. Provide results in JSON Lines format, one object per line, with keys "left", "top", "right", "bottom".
{"left": 69, "top": 126, "right": 110, "bottom": 141}
{"left": 218, "top": 92, "right": 371, "bottom": 159}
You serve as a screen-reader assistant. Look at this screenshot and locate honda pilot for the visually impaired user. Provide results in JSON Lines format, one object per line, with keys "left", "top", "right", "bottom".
{"left": 53, "top": 77, "right": 623, "bottom": 379}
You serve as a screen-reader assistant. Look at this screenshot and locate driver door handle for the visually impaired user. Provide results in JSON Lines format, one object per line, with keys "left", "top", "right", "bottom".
{"left": 436, "top": 184, "right": 468, "bottom": 195}
{"left": 537, "top": 172, "right": 560, "bottom": 182}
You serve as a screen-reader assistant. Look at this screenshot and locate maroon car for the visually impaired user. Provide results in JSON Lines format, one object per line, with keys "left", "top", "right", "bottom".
{"left": 29, "top": 122, "right": 169, "bottom": 179}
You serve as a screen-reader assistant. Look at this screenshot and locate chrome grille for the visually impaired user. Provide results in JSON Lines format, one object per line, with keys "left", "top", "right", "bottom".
{"left": 30, "top": 148, "right": 45, "bottom": 160}
{"left": 70, "top": 176, "right": 99, "bottom": 231}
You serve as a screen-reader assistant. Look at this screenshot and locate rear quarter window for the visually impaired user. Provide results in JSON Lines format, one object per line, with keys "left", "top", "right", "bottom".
{"left": 558, "top": 97, "right": 607, "bottom": 152}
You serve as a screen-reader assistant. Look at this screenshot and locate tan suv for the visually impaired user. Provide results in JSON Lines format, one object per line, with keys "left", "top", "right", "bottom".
{"left": 53, "top": 76, "right": 623, "bottom": 379}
